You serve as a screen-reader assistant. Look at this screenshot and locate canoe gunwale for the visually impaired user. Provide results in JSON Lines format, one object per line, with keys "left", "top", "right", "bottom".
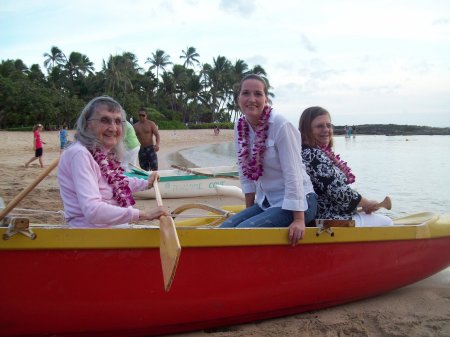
{"left": 0, "top": 213, "right": 448, "bottom": 250}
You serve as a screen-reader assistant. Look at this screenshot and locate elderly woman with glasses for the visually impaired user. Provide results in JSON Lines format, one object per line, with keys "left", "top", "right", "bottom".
{"left": 58, "top": 96, "right": 169, "bottom": 228}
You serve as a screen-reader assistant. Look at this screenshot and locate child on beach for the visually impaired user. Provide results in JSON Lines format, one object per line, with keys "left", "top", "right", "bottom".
{"left": 59, "top": 124, "right": 69, "bottom": 153}
{"left": 25, "top": 124, "right": 46, "bottom": 168}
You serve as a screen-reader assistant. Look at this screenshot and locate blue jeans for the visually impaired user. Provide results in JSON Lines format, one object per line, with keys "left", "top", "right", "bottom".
{"left": 220, "top": 193, "right": 317, "bottom": 228}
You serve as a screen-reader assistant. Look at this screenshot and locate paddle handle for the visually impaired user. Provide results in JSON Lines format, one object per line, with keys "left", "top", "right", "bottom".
{"left": 0, "top": 157, "right": 59, "bottom": 221}
{"left": 153, "top": 179, "right": 163, "bottom": 207}
{"left": 357, "top": 196, "right": 392, "bottom": 212}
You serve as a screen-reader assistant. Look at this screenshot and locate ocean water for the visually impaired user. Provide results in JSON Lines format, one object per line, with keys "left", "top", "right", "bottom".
{"left": 173, "top": 135, "right": 450, "bottom": 217}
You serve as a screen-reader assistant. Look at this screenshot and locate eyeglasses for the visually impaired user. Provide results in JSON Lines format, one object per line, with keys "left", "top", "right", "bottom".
{"left": 138, "top": 114, "right": 146, "bottom": 117}
{"left": 88, "top": 117, "right": 125, "bottom": 126}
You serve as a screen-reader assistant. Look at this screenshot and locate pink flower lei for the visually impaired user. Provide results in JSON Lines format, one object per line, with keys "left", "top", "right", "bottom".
{"left": 319, "top": 145, "right": 356, "bottom": 184}
{"left": 237, "top": 106, "right": 272, "bottom": 180}
{"left": 90, "top": 148, "right": 136, "bottom": 207}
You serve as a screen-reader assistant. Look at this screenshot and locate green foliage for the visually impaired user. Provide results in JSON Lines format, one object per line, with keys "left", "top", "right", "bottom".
{"left": 188, "top": 122, "right": 234, "bottom": 130}
{"left": 0, "top": 46, "right": 270, "bottom": 129}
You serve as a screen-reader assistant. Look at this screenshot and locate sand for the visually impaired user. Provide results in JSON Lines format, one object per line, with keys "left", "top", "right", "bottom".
{"left": 0, "top": 129, "right": 449, "bottom": 337}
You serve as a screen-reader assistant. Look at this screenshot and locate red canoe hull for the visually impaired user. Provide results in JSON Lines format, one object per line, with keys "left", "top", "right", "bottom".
{"left": 1, "top": 237, "right": 449, "bottom": 337}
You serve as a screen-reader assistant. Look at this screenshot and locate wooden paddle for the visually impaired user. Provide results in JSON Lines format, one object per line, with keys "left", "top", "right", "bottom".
{"left": 153, "top": 179, "right": 181, "bottom": 292}
{"left": 0, "top": 157, "right": 60, "bottom": 222}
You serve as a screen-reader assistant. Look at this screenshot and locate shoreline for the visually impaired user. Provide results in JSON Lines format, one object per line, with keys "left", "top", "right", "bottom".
{"left": 0, "top": 129, "right": 449, "bottom": 336}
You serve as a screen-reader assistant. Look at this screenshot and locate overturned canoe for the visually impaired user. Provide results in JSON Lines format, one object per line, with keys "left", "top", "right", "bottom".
{"left": 128, "top": 165, "right": 241, "bottom": 199}
{"left": 0, "top": 209, "right": 449, "bottom": 337}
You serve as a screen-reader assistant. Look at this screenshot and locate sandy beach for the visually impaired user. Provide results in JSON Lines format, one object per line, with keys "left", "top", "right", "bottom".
{"left": 0, "top": 129, "right": 449, "bottom": 337}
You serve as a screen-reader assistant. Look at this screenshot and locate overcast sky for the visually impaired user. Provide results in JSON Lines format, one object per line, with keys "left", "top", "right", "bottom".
{"left": 1, "top": 0, "right": 449, "bottom": 127}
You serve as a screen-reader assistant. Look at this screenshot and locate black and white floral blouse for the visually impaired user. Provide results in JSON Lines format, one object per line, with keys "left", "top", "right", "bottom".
{"left": 301, "top": 145, "right": 361, "bottom": 220}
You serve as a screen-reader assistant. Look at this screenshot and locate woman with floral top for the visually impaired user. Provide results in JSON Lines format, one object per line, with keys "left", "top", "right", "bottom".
{"left": 58, "top": 96, "right": 169, "bottom": 228}
{"left": 299, "top": 106, "right": 392, "bottom": 227}
{"left": 220, "top": 74, "right": 317, "bottom": 246}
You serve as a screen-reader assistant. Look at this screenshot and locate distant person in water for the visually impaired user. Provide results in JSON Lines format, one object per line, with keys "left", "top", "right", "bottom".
{"left": 25, "top": 124, "right": 46, "bottom": 168}
{"left": 219, "top": 74, "right": 317, "bottom": 246}
{"left": 299, "top": 106, "right": 392, "bottom": 227}
{"left": 347, "top": 125, "right": 353, "bottom": 138}
{"left": 134, "top": 108, "right": 160, "bottom": 171}
{"left": 214, "top": 125, "right": 220, "bottom": 136}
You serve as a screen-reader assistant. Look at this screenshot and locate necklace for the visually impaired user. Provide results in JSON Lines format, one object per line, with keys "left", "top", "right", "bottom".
{"left": 319, "top": 145, "right": 356, "bottom": 184}
{"left": 237, "top": 106, "right": 271, "bottom": 180}
{"left": 90, "top": 148, "right": 136, "bottom": 207}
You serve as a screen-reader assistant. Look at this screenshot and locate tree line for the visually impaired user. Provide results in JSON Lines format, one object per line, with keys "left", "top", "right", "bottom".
{"left": 0, "top": 46, "right": 271, "bottom": 130}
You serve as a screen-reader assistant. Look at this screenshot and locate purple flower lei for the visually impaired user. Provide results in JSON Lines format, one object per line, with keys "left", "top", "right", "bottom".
{"left": 237, "top": 106, "right": 272, "bottom": 180}
{"left": 319, "top": 145, "right": 356, "bottom": 184}
{"left": 90, "top": 148, "right": 136, "bottom": 207}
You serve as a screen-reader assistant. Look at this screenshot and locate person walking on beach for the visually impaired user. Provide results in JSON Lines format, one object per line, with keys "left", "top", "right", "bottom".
{"left": 25, "top": 123, "right": 46, "bottom": 168}
{"left": 299, "top": 106, "right": 392, "bottom": 227}
{"left": 219, "top": 74, "right": 317, "bottom": 246}
{"left": 122, "top": 120, "right": 140, "bottom": 172}
{"left": 134, "top": 108, "right": 160, "bottom": 171}
{"left": 59, "top": 124, "right": 69, "bottom": 153}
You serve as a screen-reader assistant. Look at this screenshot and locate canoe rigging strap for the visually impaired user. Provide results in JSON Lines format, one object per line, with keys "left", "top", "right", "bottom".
{"left": 171, "top": 165, "right": 239, "bottom": 180}
{"left": 171, "top": 203, "right": 234, "bottom": 227}
{"left": 2, "top": 217, "right": 36, "bottom": 240}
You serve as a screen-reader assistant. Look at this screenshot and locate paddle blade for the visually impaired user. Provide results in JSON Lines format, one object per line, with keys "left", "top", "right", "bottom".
{"left": 381, "top": 196, "right": 392, "bottom": 210}
{"left": 159, "top": 215, "right": 181, "bottom": 292}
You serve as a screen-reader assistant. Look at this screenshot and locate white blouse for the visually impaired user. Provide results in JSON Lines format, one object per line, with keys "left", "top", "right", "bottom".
{"left": 234, "top": 110, "right": 315, "bottom": 212}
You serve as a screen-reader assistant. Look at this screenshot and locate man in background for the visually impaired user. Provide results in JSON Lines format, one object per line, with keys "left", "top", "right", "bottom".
{"left": 134, "top": 107, "right": 160, "bottom": 171}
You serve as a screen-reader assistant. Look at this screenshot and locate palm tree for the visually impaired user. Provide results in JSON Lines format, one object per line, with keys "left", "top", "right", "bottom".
{"left": 43, "top": 46, "right": 66, "bottom": 73}
{"left": 103, "top": 52, "right": 141, "bottom": 96}
{"left": 208, "top": 56, "right": 232, "bottom": 122}
{"left": 180, "top": 46, "right": 200, "bottom": 69}
{"left": 65, "top": 52, "right": 94, "bottom": 80}
{"left": 145, "top": 49, "right": 172, "bottom": 80}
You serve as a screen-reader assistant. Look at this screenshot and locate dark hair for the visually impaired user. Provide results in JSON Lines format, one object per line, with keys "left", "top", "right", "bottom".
{"left": 299, "top": 106, "right": 333, "bottom": 147}
{"left": 234, "top": 74, "right": 269, "bottom": 104}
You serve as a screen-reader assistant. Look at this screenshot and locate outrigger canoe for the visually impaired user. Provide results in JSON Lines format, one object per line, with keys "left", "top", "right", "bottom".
{"left": 127, "top": 165, "right": 241, "bottom": 199}
{"left": 0, "top": 207, "right": 449, "bottom": 337}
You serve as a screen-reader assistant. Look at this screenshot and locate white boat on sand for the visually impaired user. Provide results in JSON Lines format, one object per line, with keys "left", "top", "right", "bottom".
{"left": 127, "top": 165, "right": 243, "bottom": 199}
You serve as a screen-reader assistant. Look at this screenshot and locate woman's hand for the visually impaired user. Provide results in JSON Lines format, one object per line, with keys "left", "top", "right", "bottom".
{"left": 140, "top": 206, "right": 170, "bottom": 220}
{"left": 359, "top": 198, "right": 379, "bottom": 214}
{"left": 288, "top": 211, "right": 306, "bottom": 246}
{"left": 148, "top": 171, "right": 159, "bottom": 189}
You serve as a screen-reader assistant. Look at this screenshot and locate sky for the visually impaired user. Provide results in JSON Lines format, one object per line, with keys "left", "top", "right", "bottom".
{"left": 1, "top": 0, "right": 449, "bottom": 127}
